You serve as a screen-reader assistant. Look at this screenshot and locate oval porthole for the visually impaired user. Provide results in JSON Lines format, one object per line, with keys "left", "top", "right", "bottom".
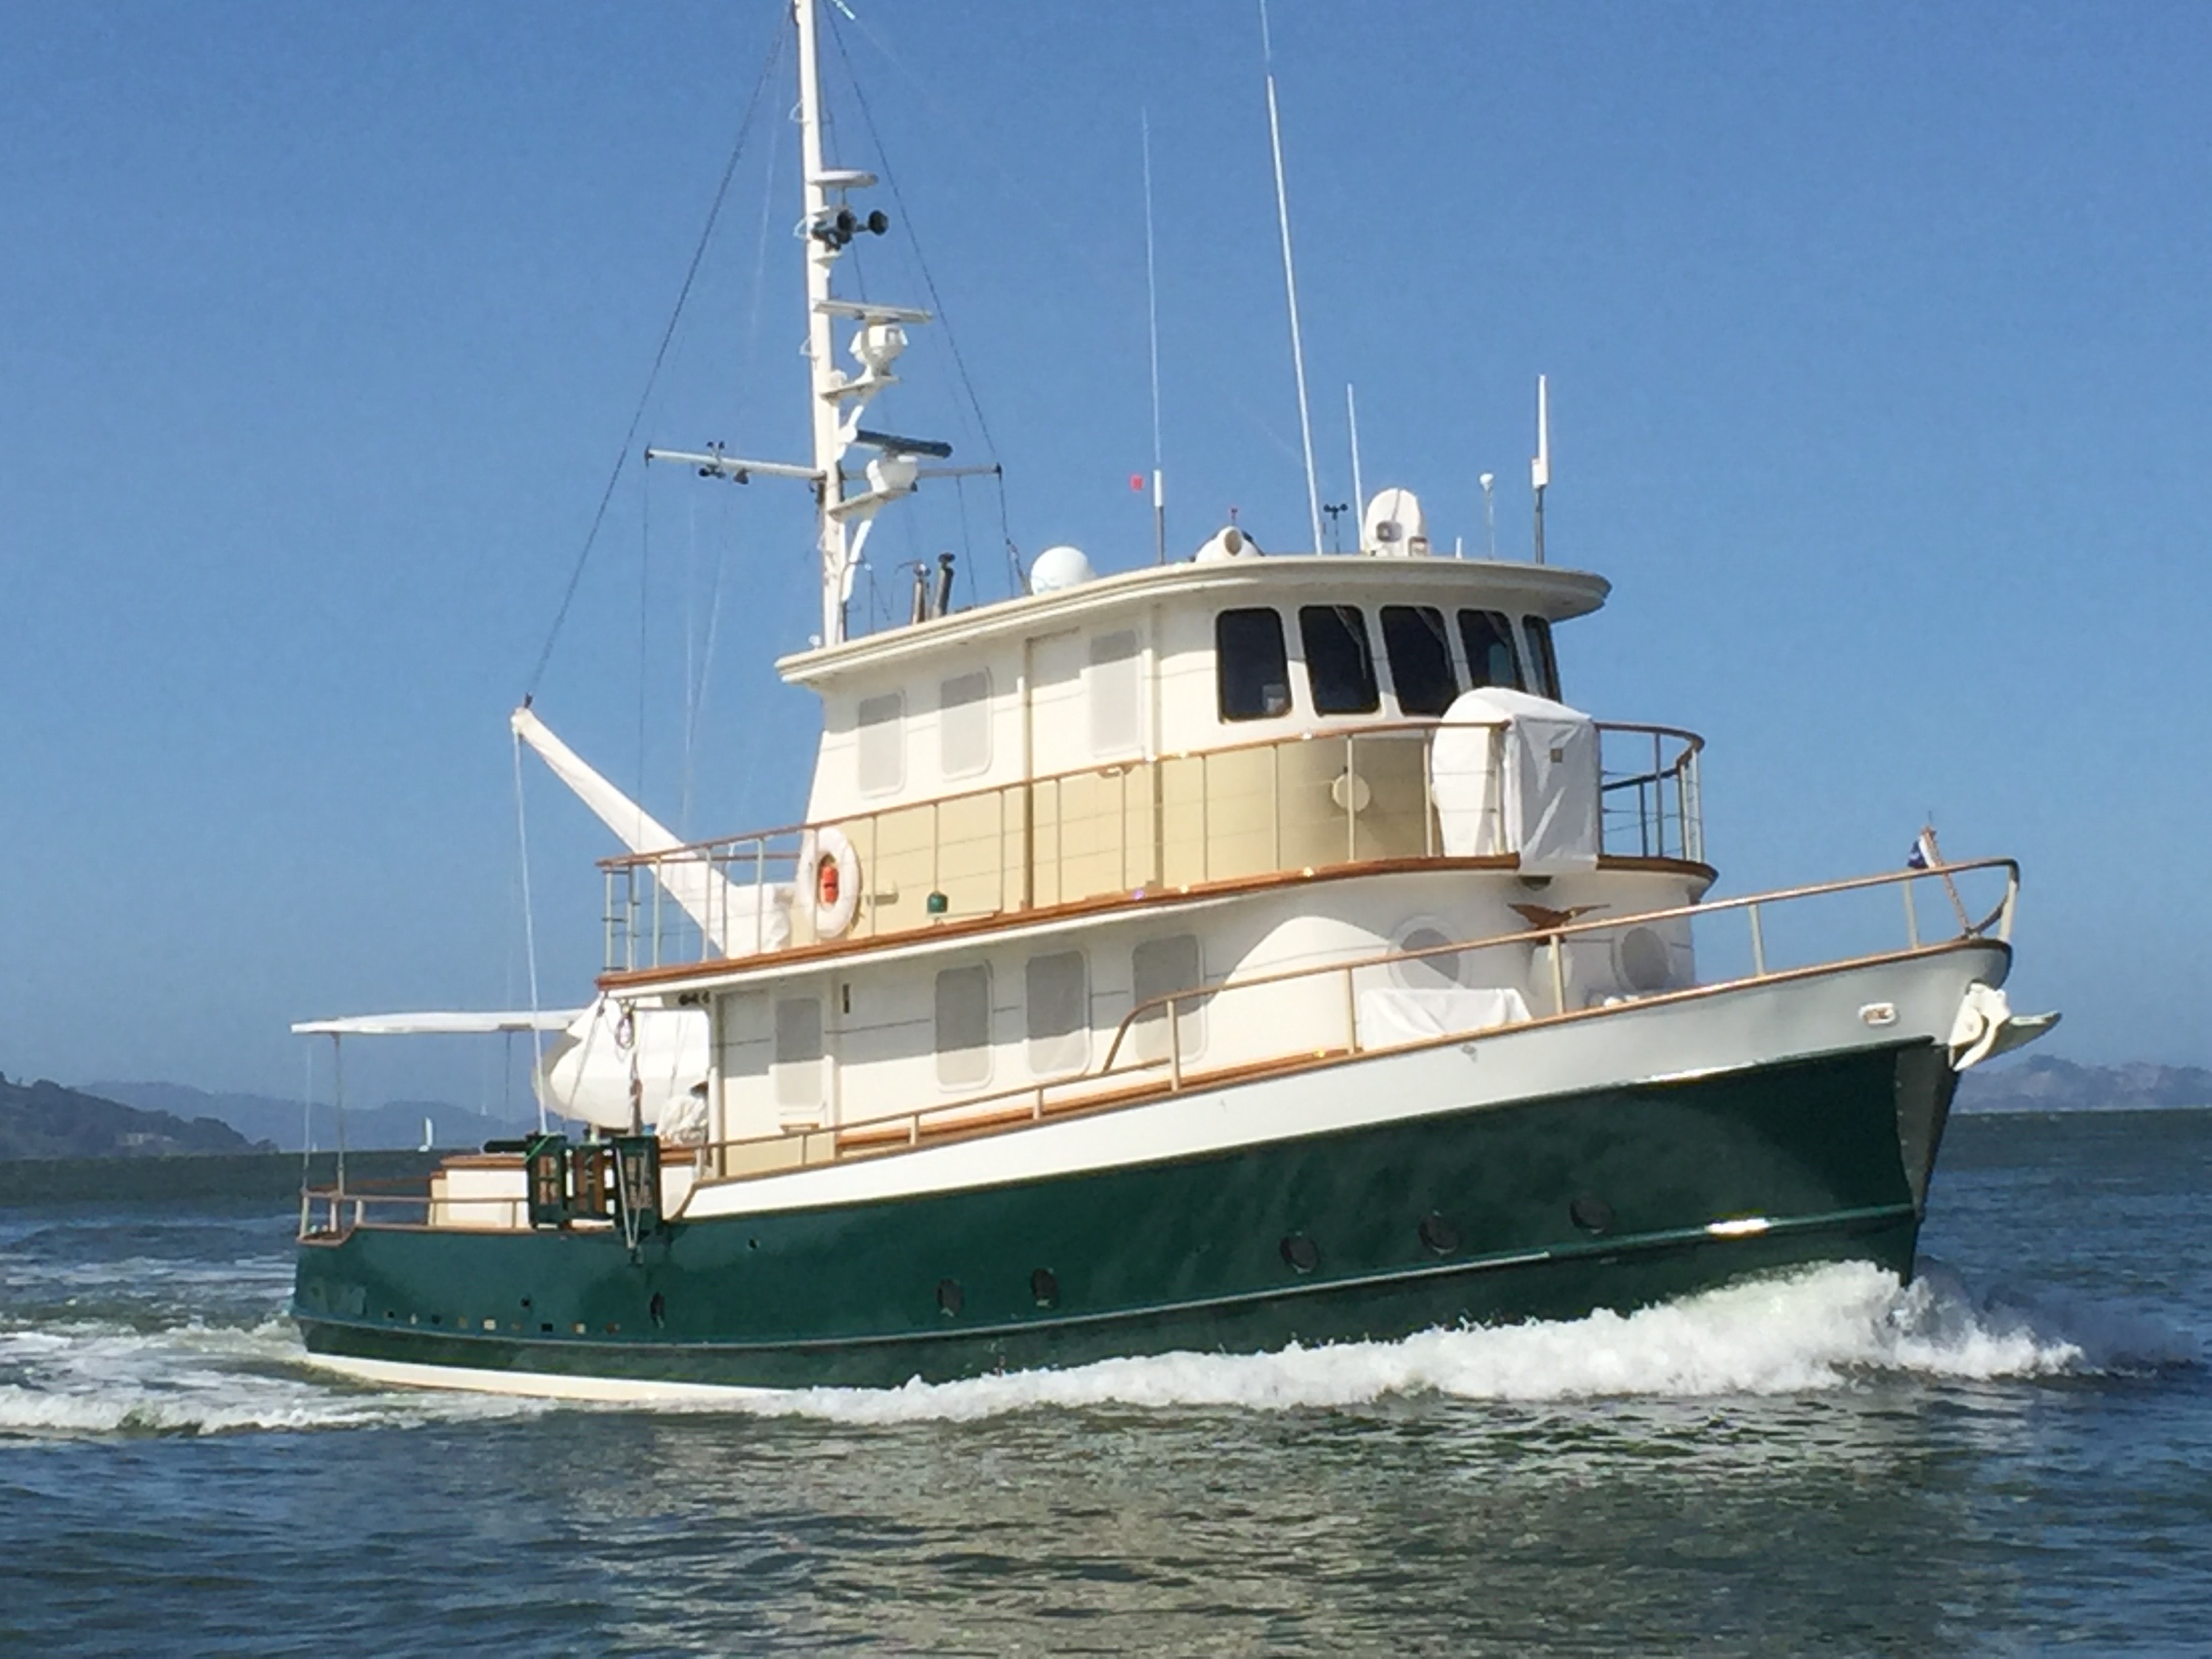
{"left": 1569, "top": 1193, "right": 1615, "bottom": 1235}
{"left": 649, "top": 1291, "right": 667, "bottom": 1328}
{"left": 1418, "top": 1212, "right": 1460, "bottom": 1255}
{"left": 1390, "top": 924, "right": 1462, "bottom": 991}
{"left": 1280, "top": 1233, "right": 1320, "bottom": 1274}
{"left": 1616, "top": 926, "right": 1672, "bottom": 994}
{"left": 936, "top": 1277, "right": 964, "bottom": 1317}
{"left": 1029, "top": 1267, "right": 1059, "bottom": 1309}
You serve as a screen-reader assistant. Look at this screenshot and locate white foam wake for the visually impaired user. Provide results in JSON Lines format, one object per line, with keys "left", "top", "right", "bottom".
{"left": 0, "top": 1263, "right": 2194, "bottom": 1439}
{"left": 720, "top": 1261, "right": 2201, "bottom": 1426}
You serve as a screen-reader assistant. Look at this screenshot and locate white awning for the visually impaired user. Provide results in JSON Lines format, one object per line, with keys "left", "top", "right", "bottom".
{"left": 291, "top": 1010, "right": 588, "bottom": 1038}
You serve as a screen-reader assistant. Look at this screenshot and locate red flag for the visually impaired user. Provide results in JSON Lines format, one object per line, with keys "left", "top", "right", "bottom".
{"left": 1129, "top": 473, "right": 1145, "bottom": 492}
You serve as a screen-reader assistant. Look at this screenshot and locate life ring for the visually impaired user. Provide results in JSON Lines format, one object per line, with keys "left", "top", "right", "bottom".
{"left": 804, "top": 825, "right": 861, "bottom": 937}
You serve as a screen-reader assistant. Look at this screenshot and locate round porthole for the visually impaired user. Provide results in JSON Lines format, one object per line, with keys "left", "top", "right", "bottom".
{"left": 1616, "top": 926, "right": 1673, "bottom": 994}
{"left": 1569, "top": 1194, "right": 1615, "bottom": 1235}
{"left": 1029, "top": 1267, "right": 1059, "bottom": 1309}
{"left": 1280, "top": 1233, "right": 1320, "bottom": 1274}
{"left": 936, "top": 1277, "right": 964, "bottom": 1317}
{"left": 1390, "top": 924, "right": 1463, "bottom": 990}
{"left": 1418, "top": 1212, "right": 1460, "bottom": 1255}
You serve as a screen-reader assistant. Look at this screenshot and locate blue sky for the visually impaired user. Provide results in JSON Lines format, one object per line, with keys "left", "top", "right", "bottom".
{"left": 3, "top": 1, "right": 2208, "bottom": 1107}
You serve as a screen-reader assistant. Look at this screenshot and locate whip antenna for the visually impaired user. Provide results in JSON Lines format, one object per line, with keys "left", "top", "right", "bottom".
{"left": 1260, "top": 0, "right": 1324, "bottom": 556}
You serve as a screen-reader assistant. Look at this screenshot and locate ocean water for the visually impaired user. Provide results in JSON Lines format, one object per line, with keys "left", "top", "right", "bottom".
{"left": 1, "top": 1112, "right": 2206, "bottom": 1655}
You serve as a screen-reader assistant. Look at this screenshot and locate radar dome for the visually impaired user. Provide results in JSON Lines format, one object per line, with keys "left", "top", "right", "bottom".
{"left": 1029, "top": 544, "right": 1095, "bottom": 594}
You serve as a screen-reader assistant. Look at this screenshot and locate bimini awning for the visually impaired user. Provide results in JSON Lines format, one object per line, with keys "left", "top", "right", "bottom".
{"left": 290, "top": 1010, "right": 587, "bottom": 1038}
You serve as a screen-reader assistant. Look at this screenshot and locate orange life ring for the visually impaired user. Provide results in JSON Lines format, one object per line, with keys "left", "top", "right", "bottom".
{"left": 804, "top": 825, "right": 860, "bottom": 937}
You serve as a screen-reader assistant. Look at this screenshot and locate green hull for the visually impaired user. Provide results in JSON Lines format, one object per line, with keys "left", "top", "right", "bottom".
{"left": 293, "top": 1040, "right": 1955, "bottom": 1391}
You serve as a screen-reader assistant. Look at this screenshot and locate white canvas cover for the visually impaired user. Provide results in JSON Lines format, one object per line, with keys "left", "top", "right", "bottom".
{"left": 1428, "top": 688, "right": 1600, "bottom": 874}
{"left": 537, "top": 997, "right": 711, "bottom": 1132}
{"left": 1356, "top": 985, "right": 1533, "bottom": 1049}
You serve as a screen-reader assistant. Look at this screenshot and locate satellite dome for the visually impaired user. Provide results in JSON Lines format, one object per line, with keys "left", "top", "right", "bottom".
{"left": 1194, "top": 525, "right": 1256, "bottom": 562}
{"left": 1029, "top": 544, "right": 1095, "bottom": 594}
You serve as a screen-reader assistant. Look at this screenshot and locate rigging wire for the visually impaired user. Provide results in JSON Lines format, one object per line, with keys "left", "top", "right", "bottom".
{"left": 823, "top": 16, "right": 1002, "bottom": 469}
{"left": 521, "top": 22, "right": 787, "bottom": 701}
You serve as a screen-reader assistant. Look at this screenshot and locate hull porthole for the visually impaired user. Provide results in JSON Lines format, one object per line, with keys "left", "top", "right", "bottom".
{"left": 1418, "top": 1212, "right": 1460, "bottom": 1255}
{"left": 1280, "top": 1233, "right": 1320, "bottom": 1274}
{"left": 1570, "top": 1194, "right": 1616, "bottom": 1235}
{"left": 936, "top": 1278, "right": 964, "bottom": 1317}
{"left": 1029, "top": 1267, "right": 1059, "bottom": 1309}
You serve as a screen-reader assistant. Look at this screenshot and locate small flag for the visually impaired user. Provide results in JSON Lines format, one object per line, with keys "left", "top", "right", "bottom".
{"left": 1906, "top": 828, "right": 1938, "bottom": 870}
{"left": 1130, "top": 473, "right": 1145, "bottom": 492}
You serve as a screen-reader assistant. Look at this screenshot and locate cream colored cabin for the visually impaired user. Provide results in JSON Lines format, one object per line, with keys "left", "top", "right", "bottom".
{"left": 597, "top": 539, "right": 1713, "bottom": 1170}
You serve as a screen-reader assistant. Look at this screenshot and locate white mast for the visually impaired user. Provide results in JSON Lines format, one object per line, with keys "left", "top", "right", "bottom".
{"left": 796, "top": 0, "right": 848, "bottom": 644}
{"left": 648, "top": 0, "right": 979, "bottom": 647}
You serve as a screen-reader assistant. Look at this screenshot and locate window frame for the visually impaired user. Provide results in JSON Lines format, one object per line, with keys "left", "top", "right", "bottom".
{"left": 1214, "top": 608, "right": 1293, "bottom": 723}
{"left": 1378, "top": 603, "right": 1460, "bottom": 717}
{"left": 1455, "top": 609, "right": 1526, "bottom": 693}
{"left": 938, "top": 671, "right": 991, "bottom": 779}
{"left": 856, "top": 691, "right": 906, "bottom": 796}
{"left": 933, "top": 963, "right": 993, "bottom": 1088}
{"left": 1297, "top": 604, "right": 1381, "bottom": 716}
{"left": 1521, "top": 615, "right": 1562, "bottom": 701}
{"left": 1024, "top": 949, "right": 1090, "bottom": 1076}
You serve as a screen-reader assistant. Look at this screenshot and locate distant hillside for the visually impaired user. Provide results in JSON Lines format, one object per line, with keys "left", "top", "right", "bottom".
{"left": 1956, "top": 1054, "right": 2212, "bottom": 1113}
{"left": 0, "top": 1075, "right": 268, "bottom": 1159}
{"left": 85, "top": 1080, "right": 546, "bottom": 1153}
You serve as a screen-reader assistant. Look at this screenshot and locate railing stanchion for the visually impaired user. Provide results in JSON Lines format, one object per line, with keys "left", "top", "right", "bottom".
{"left": 1422, "top": 731, "right": 1436, "bottom": 857}
{"left": 1999, "top": 872, "right": 2018, "bottom": 942}
{"left": 1549, "top": 935, "right": 1568, "bottom": 1015}
{"left": 1344, "top": 966, "right": 1361, "bottom": 1052}
{"left": 1902, "top": 880, "right": 1921, "bottom": 949}
{"left": 1345, "top": 733, "right": 1358, "bottom": 865}
{"left": 1748, "top": 903, "right": 1767, "bottom": 977}
{"left": 1168, "top": 994, "right": 1185, "bottom": 1091}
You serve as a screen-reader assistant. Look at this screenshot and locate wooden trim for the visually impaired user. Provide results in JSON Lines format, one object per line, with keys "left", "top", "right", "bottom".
{"left": 672, "top": 934, "right": 2005, "bottom": 1200}
{"left": 595, "top": 853, "right": 1717, "bottom": 994}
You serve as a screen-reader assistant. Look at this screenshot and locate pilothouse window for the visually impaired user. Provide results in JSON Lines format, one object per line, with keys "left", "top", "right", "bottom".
{"left": 1298, "top": 605, "right": 1379, "bottom": 715}
{"left": 1522, "top": 616, "right": 1562, "bottom": 700}
{"left": 1215, "top": 610, "right": 1292, "bottom": 722}
{"left": 1380, "top": 605, "right": 1459, "bottom": 716}
{"left": 1456, "top": 610, "right": 1524, "bottom": 691}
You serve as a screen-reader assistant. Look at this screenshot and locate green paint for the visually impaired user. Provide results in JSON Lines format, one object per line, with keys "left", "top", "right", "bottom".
{"left": 295, "top": 1041, "right": 1953, "bottom": 1389}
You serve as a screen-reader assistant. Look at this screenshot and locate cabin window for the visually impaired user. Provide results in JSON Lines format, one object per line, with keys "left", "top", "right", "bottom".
{"left": 1025, "top": 949, "right": 1089, "bottom": 1075}
{"left": 1216, "top": 609, "right": 1291, "bottom": 721}
{"left": 1298, "top": 605, "right": 1380, "bottom": 715}
{"left": 773, "top": 998, "right": 823, "bottom": 1107}
{"left": 1456, "top": 609, "right": 1524, "bottom": 691}
{"left": 857, "top": 692, "right": 905, "bottom": 794}
{"left": 1088, "top": 631, "right": 1142, "bottom": 756}
{"left": 1131, "top": 934, "right": 1204, "bottom": 1063}
{"left": 1522, "top": 615, "right": 1562, "bottom": 700}
{"left": 939, "top": 672, "right": 991, "bottom": 779}
{"left": 934, "top": 964, "right": 991, "bottom": 1087}
{"left": 1380, "top": 605, "right": 1459, "bottom": 716}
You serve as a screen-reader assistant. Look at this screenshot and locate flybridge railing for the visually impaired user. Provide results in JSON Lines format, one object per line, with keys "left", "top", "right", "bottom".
{"left": 601, "top": 720, "right": 1704, "bottom": 974}
{"left": 305, "top": 855, "right": 2020, "bottom": 1235}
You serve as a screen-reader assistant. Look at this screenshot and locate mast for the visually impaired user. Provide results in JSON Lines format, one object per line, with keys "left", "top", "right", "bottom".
{"left": 649, "top": 0, "right": 973, "bottom": 649}
{"left": 795, "top": 0, "right": 848, "bottom": 644}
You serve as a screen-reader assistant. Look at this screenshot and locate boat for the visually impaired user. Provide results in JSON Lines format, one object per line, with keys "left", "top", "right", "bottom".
{"left": 291, "top": 0, "right": 2057, "bottom": 1397}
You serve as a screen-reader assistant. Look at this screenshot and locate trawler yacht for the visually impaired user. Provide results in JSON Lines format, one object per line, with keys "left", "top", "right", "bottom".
{"left": 291, "top": 0, "right": 2053, "bottom": 1396}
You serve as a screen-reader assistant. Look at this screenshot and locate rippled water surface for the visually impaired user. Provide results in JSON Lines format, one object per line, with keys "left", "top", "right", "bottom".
{"left": 3, "top": 1111, "right": 2207, "bottom": 1654}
